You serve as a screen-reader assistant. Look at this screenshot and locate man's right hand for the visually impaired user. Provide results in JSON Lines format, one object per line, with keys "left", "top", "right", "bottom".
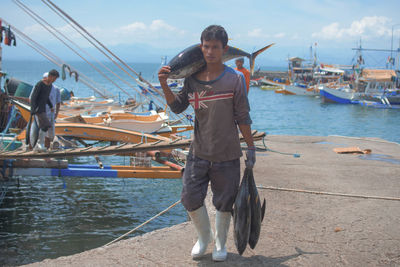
{"left": 158, "top": 66, "right": 171, "bottom": 84}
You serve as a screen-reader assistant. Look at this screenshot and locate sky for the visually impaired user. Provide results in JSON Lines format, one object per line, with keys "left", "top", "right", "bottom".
{"left": 1, "top": 0, "right": 400, "bottom": 68}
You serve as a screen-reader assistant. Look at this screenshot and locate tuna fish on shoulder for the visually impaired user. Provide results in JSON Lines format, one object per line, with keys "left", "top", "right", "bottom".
{"left": 167, "top": 43, "right": 275, "bottom": 79}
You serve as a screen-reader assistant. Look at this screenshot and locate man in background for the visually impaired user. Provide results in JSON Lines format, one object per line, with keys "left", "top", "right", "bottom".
{"left": 30, "top": 69, "right": 59, "bottom": 151}
{"left": 235, "top": 58, "right": 250, "bottom": 93}
{"left": 43, "top": 72, "right": 61, "bottom": 149}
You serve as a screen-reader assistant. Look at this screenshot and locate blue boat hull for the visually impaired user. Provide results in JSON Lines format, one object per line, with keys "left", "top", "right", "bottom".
{"left": 320, "top": 89, "right": 354, "bottom": 104}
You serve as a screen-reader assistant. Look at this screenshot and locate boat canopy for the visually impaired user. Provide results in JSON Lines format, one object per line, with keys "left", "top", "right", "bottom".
{"left": 289, "top": 57, "right": 305, "bottom": 62}
{"left": 361, "top": 69, "right": 397, "bottom": 82}
{"left": 319, "top": 67, "right": 345, "bottom": 74}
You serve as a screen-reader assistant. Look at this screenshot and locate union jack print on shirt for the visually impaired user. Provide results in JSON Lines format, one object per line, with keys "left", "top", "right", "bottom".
{"left": 188, "top": 90, "right": 234, "bottom": 110}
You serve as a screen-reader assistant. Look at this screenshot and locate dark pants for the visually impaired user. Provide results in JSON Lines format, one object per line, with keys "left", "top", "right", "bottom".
{"left": 35, "top": 112, "right": 51, "bottom": 132}
{"left": 181, "top": 154, "right": 240, "bottom": 212}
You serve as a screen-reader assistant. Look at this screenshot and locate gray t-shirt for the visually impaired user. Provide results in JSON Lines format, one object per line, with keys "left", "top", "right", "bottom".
{"left": 46, "top": 85, "right": 61, "bottom": 120}
{"left": 169, "top": 66, "right": 252, "bottom": 162}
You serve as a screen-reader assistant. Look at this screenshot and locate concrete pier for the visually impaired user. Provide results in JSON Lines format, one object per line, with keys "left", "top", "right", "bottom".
{"left": 24, "top": 135, "right": 400, "bottom": 266}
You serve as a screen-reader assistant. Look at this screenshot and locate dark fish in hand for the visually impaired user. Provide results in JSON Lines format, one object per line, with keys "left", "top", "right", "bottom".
{"left": 248, "top": 168, "right": 266, "bottom": 249}
{"left": 29, "top": 115, "right": 39, "bottom": 148}
{"left": 25, "top": 113, "right": 33, "bottom": 148}
{"left": 233, "top": 168, "right": 252, "bottom": 255}
{"left": 20, "top": 101, "right": 39, "bottom": 149}
{"left": 167, "top": 43, "right": 275, "bottom": 79}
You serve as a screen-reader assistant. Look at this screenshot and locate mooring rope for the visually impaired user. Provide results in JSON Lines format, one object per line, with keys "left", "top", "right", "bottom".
{"left": 42, "top": 0, "right": 192, "bottom": 124}
{"left": 13, "top": 0, "right": 133, "bottom": 99}
{"left": 42, "top": 1, "right": 169, "bottom": 102}
{"left": 257, "top": 185, "right": 400, "bottom": 201}
{"left": 247, "top": 137, "right": 301, "bottom": 157}
{"left": 1, "top": 134, "right": 18, "bottom": 152}
{"left": 14, "top": 0, "right": 139, "bottom": 98}
{"left": 104, "top": 199, "right": 181, "bottom": 247}
{"left": 2, "top": 18, "right": 110, "bottom": 98}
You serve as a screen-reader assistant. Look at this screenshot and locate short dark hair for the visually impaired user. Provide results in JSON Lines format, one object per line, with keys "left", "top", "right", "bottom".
{"left": 48, "top": 69, "right": 60, "bottom": 78}
{"left": 201, "top": 25, "right": 228, "bottom": 47}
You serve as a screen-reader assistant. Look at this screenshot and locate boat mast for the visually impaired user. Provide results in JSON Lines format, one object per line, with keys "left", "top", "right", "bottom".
{"left": 0, "top": 38, "right": 2, "bottom": 86}
{"left": 0, "top": 19, "right": 3, "bottom": 87}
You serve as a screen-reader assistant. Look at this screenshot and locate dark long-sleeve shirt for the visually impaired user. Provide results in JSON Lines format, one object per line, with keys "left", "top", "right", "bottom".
{"left": 30, "top": 81, "right": 53, "bottom": 114}
{"left": 169, "top": 66, "right": 252, "bottom": 162}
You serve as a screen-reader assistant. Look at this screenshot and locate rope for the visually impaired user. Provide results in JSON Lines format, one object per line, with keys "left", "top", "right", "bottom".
{"left": 43, "top": 0, "right": 191, "bottom": 124}
{"left": 13, "top": 0, "right": 131, "bottom": 98}
{"left": 1, "top": 134, "right": 18, "bottom": 152}
{"left": 1, "top": 105, "right": 16, "bottom": 134}
{"left": 42, "top": 1, "right": 166, "bottom": 103}
{"left": 1, "top": 18, "right": 110, "bottom": 98}
{"left": 15, "top": 0, "right": 137, "bottom": 97}
{"left": 104, "top": 199, "right": 181, "bottom": 246}
{"left": 257, "top": 185, "right": 400, "bottom": 201}
{"left": 252, "top": 137, "right": 301, "bottom": 157}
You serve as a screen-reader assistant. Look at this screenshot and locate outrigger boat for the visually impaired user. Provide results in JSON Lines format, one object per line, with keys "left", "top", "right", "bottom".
{"left": 320, "top": 69, "right": 400, "bottom": 107}
{"left": 11, "top": 98, "right": 192, "bottom": 142}
{"left": 12, "top": 97, "right": 170, "bottom": 133}
{"left": 61, "top": 110, "right": 170, "bottom": 134}
{"left": 136, "top": 78, "right": 183, "bottom": 95}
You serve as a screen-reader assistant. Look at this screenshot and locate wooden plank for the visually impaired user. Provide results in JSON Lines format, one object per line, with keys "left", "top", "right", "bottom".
{"left": 0, "top": 131, "right": 266, "bottom": 160}
{"left": 0, "top": 159, "right": 68, "bottom": 168}
{"left": 116, "top": 169, "right": 182, "bottom": 179}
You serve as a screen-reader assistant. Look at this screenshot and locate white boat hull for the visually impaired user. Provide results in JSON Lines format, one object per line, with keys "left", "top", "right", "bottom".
{"left": 283, "top": 84, "right": 319, "bottom": 96}
{"left": 104, "top": 119, "right": 169, "bottom": 133}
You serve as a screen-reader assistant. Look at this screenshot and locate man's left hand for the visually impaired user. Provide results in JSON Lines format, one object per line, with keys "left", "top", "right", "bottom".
{"left": 245, "top": 148, "right": 256, "bottom": 169}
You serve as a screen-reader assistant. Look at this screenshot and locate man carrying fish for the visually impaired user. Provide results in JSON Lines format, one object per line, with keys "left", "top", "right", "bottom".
{"left": 29, "top": 69, "right": 59, "bottom": 152}
{"left": 43, "top": 72, "right": 61, "bottom": 150}
{"left": 158, "top": 25, "right": 256, "bottom": 262}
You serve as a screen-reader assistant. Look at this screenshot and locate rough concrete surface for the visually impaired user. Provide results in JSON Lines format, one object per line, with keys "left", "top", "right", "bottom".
{"left": 24, "top": 135, "right": 400, "bottom": 266}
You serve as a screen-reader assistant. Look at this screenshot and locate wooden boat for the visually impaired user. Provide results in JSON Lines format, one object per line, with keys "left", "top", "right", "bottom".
{"left": 59, "top": 98, "right": 138, "bottom": 117}
{"left": 54, "top": 122, "right": 170, "bottom": 143}
{"left": 14, "top": 121, "right": 170, "bottom": 144}
{"left": 12, "top": 98, "right": 194, "bottom": 143}
{"left": 12, "top": 98, "right": 172, "bottom": 134}
{"left": 281, "top": 83, "right": 319, "bottom": 96}
{"left": 136, "top": 79, "right": 183, "bottom": 94}
{"left": 260, "top": 85, "right": 281, "bottom": 91}
{"left": 61, "top": 110, "right": 170, "bottom": 133}
{"left": 66, "top": 96, "right": 114, "bottom": 108}
{"left": 320, "top": 69, "right": 400, "bottom": 107}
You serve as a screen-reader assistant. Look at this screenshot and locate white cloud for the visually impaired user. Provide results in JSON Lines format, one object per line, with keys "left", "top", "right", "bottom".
{"left": 113, "top": 19, "right": 186, "bottom": 46}
{"left": 248, "top": 28, "right": 263, "bottom": 38}
{"left": 120, "top": 22, "right": 146, "bottom": 32}
{"left": 24, "top": 24, "right": 44, "bottom": 34}
{"left": 291, "top": 33, "right": 300, "bottom": 40}
{"left": 21, "top": 20, "right": 187, "bottom": 48}
{"left": 274, "top": 32, "right": 286, "bottom": 38}
{"left": 149, "top": 20, "right": 174, "bottom": 31}
{"left": 312, "top": 16, "right": 392, "bottom": 40}
{"left": 248, "top": 28, "right": 287, "bottom": 40}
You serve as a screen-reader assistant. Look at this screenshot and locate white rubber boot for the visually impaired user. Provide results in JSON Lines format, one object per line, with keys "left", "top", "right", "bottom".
{"left": 188, "top": 205, "right": 213, "bottom": 259}
{"left": 34, "top": 130, "right": 47, "bottom": 152}
{"left": 212, "top": 211, "right": 231, "bottom": 261}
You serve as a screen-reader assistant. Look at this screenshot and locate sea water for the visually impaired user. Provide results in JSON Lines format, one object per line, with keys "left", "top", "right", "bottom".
{"left": 0, "top": 60, "right": 399, "bottom": 265}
